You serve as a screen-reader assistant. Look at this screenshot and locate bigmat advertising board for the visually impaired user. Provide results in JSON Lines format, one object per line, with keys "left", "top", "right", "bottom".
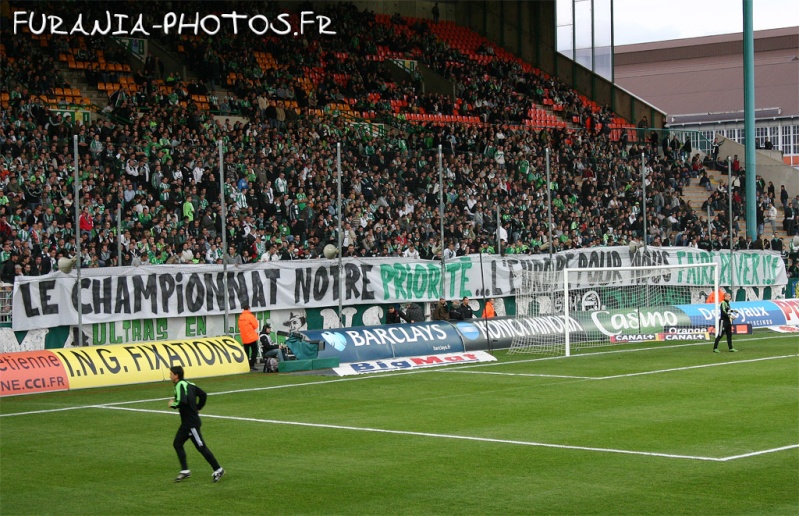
{"left": 0, "top": 336, "right": 248, "bottom": 397}
{"left": 334, "top": 351, "right": 497, "bottom": 376}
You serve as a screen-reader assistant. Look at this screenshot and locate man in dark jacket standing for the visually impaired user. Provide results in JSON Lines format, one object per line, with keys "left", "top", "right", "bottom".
{"left": 169, "top": 365, "right": 225, "bottom": 483}
{"left": 403, "top": 302, "right": 425, "bottom": 323}
{"left": 456, "top": 297, "right": 474, "bottom": 320}
{"left": 386, "top": 305, "right": 404, "bottom": 324}
{"left": 431, "top": 298, "right": 450, "bottom": 321}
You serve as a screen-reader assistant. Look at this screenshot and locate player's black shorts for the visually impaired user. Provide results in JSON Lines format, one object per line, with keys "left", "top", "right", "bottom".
{"left": 174, "top": 424, "right": 208, "bottom": 450}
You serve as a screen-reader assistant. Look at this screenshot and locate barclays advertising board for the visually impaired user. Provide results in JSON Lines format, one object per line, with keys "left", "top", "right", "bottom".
{"left": 303, "top": 321, "right": 464, "bottom": 363}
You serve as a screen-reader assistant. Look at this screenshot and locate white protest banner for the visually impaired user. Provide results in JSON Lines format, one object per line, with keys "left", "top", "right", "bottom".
{"left": 12, "top": 247, "right": 786, "bottom": 331}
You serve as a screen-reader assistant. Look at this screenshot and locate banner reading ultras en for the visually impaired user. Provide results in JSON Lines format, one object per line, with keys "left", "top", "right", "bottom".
{"left": 0, "top": 336, "right": 248, "bottom": 396}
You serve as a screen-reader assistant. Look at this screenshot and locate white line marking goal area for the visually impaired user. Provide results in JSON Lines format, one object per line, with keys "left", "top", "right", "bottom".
{"left": 449, "top": 354, "right": 799, "bottom": 380}
{"left": 99, "top": 405, "right": 799, "bottom": 463}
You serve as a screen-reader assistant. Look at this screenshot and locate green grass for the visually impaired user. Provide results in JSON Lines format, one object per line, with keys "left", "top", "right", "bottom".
{"left": 1, "top": 332, "right": 798, "bottom": 515}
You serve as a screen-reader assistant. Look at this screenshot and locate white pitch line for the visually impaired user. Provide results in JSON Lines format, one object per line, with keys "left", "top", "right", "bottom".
{"left": 6, "top": 362, "right": 796, "bottom": 463}
{"left": 99, "top": 405, "right": 725, "bottom": 462}
{"left": 0, "top": 373, "right": 408, "bottom": 418}
{"left": 596, "top": 354, "right": 799, "bottom": 380}
{"left": 451, "top": 333, "right": 797, "bottom": 371}
{"left": 0, "top": 396, "right": 173, "bottom": 417}
{"left": 2, "top": 353, "right": 795, "bottom": 417}
{"left": 446, "top": 354, "right": 799, "bottom": 381}
{"left": 0, "top": 405, "right": 103, "bottom": 417}
{"left": 0, "top": 367, "right": 593, "bottom": 418}
{"left": 454, "top": 371, "right": 593, "bottom": 379}
{"left": 719, "top": 444, "right": 799, "bottom": 461}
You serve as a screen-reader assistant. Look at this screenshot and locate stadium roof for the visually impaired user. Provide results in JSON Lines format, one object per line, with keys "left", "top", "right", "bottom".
{"left": 613, "top": 27, "right": 799, "bottom": 124}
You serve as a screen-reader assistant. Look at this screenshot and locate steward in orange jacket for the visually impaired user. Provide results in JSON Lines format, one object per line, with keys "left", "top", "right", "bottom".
{"left": 484, "top": 298, "right": 496, "bottom": 318}
{"left": 238, "top": 303, "right": 260, "bottom": 369}
{"left": 706, "top": 288, "right": 726, "bottom": 304}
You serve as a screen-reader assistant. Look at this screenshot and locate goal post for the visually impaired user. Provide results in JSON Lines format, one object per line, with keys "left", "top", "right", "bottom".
{"left": 509, "top": 261, "right": 720, "bottom": 357}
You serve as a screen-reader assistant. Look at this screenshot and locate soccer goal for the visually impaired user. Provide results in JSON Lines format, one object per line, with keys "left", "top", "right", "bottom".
{"left": 508, "top": 262, "right": 719, "bottom": 356}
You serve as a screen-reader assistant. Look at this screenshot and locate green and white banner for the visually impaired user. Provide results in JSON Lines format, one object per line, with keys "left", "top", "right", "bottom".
{"left": 11, "top": 247, "right": 787, "bottom": 331}
{"left": 391, "top": 59, "right": 418, "bottom": 73}
{"left": 51, "top": 109, "right": 91, "bottom": 123}
{"left": 115, "top": 37, "right": 147, "bottom": 62}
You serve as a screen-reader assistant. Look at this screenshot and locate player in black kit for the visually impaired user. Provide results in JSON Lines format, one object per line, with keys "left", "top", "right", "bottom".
{"left": 168, "top": 365, "right": 225, "bottom": 482}
{"left": 712, "top": 293, "right": 738, "bottom": 353}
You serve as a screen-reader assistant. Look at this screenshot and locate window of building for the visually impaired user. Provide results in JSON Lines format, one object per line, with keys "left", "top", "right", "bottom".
{"left": 755, "top": 126, "right": 768, "bottom": 147}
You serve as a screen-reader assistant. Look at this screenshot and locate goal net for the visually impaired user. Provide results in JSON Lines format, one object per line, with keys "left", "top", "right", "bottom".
{"left": 508, "top": 262, "right": 719, "bottom": 356}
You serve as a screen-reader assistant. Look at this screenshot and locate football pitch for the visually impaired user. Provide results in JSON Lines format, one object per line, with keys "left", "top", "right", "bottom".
{"left": 1, "top": 332, "right": 797, "bottom": 515}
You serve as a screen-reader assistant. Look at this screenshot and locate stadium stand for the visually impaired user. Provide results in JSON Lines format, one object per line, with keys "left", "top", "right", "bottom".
{"left": 0, "top": 1, "right": 796, "bottom": 285}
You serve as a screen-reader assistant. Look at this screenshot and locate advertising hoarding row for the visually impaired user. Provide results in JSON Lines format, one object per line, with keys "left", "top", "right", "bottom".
{"left": 0, "top": 337, "right": 247, "bottom": 396}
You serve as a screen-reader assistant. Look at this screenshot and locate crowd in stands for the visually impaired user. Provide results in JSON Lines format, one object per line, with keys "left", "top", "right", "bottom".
{"left": 1, "top": 1, "right": 798, "bottom": 287}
